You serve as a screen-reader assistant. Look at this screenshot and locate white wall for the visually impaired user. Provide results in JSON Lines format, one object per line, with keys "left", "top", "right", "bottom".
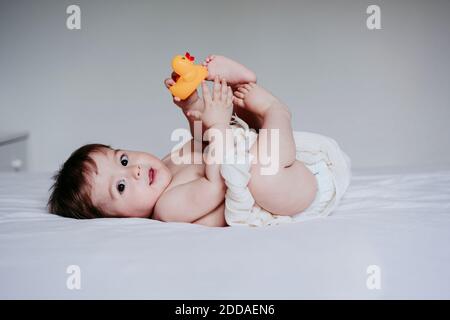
{"left": 1, "top": 0, "right": 449, "bottom": 172}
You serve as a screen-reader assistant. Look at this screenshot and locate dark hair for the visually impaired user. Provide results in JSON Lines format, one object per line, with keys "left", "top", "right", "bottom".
{"left": 47, "top": 143, "right": 112, "bottom": 219}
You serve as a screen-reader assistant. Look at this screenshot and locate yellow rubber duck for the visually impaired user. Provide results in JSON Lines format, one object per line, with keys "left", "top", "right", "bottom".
{"left": 169, "top": 52, "right": 208, "bottom": 100}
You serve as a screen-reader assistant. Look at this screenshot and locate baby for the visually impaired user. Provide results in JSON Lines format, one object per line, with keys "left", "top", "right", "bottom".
{"left": 48, "top": 55, "right": 347, "bottom": 227}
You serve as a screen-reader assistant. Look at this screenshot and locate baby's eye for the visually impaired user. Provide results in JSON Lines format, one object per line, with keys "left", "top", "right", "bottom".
{"left": 120, "top": 154, "right": 128, "bottom": 166}
{"left": 117, "top": 179, "right": 126, "bottom": 194}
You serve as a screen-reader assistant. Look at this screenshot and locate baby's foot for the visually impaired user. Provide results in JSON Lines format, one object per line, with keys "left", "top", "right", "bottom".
{"left": 233, "top": 83, "right": 290, "bottom": 120}
{"left": 202, "top": 55, "right": 257, "bottom": 85}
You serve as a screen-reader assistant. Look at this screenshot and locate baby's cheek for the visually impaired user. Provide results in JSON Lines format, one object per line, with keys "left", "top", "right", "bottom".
{"left": 122, "top": 199, "right": 135, "bottom": 211}
{"left": 135, "top": 188, "right": 154, "bottom": 207}
{"left": 144, "top": 191, "right": 158, "bottom": 209}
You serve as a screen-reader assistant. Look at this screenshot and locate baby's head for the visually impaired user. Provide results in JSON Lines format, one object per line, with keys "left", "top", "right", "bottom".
{"left": 48, "top": 144, "right": 172, "bottom": 219}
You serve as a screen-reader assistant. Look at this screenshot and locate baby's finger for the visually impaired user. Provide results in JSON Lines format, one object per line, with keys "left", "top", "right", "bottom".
{"left": 173, "top": 96, "right": 181, "bottom": 102}
{"left": 213, "top": 76, "right": 220, "bottom": 101}
{"left": 201, "top": 81, "right": 212, "bottom": 106}
{"left": 226, "top": 86, "right": 233, "bottom": 106}
{"left": 164, "top": 78, "right": 175, "bottom": 89}
{"left": 221, "top": 78, "right": 228, "bottom": 101}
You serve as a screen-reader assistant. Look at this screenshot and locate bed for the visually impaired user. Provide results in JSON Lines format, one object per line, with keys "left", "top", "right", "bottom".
{"left": 1, "top": 167, "right": 449, "bottom": 299}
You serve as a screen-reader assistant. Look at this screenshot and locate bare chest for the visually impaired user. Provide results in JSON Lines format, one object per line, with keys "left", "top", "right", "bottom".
{"left": 163, "top": 150, "right": 206, "bottom": 192}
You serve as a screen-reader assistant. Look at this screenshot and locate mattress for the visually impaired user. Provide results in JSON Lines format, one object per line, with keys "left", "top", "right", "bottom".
{"left": 1, "top": 167, "right": 449, "bottom": 299}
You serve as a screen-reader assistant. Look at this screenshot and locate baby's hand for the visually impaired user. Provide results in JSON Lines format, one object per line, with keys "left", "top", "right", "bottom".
{"left": 164, "top": 72, "right": 200, "bottom": 109}
{"left": 187, "top": 76, "right": 233, "bottom": 128}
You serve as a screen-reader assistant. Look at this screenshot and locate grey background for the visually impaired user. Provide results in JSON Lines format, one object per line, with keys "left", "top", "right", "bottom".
{"left": 1, "top": 0, "right": 449, "bottom": 172}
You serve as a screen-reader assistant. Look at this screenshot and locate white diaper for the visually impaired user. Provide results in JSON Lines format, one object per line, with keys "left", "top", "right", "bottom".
{"left": 220, "top": 114, "right": 352, "bottom": 227}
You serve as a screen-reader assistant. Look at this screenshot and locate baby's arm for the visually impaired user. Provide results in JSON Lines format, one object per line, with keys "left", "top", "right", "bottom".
{"left": 154, "top": 78, "right": 234, "bottom": 223}
{"left": 164, "top": 75, "right": 207, "bottom": 146}
{"left": 153, "top": 176, "right": 225, "bottom": 223}
{"left": 192, "top": 78, "right": 234, "bottom": 182}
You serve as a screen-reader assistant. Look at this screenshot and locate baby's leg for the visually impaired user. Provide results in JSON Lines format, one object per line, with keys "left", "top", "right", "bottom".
{"left": 234, "top": 84, "right": 318, "bottom": 216}
{"left": 202, "top": 55, "right": 261, "bottom": 130}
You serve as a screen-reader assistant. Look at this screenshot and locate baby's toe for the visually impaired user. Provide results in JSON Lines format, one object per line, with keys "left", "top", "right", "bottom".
{"left": 233, "top": 97, "right": 245, "bottom": 108}
{"left": 234, "top": 91, "right": 245, "bottom": 99}
{"left": 237, "top": 86, "right": 249, "bottom": 94}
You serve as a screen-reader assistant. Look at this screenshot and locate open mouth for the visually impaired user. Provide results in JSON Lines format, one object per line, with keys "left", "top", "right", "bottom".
{"left": 148, "top": 168, "right": 155, "bottom": 185}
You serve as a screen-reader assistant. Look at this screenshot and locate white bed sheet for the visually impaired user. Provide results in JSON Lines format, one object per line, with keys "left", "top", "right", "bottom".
{"left": 1, "top": 167, "right": 449, "bottom": 299}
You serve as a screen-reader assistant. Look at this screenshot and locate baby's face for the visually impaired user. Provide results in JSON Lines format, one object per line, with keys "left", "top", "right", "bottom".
{"left": 90, "top": 148, "right": 172, "bottom": 218}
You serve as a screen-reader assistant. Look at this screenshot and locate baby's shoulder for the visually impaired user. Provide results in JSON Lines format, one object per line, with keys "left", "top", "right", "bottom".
{"left": 162, "top": 139, "right": 204, "bottom": 166}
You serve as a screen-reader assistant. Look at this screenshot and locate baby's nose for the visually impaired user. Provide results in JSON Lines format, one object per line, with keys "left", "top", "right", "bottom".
{"left": 131, "top": 165, "right": 141, "bottom": 179}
